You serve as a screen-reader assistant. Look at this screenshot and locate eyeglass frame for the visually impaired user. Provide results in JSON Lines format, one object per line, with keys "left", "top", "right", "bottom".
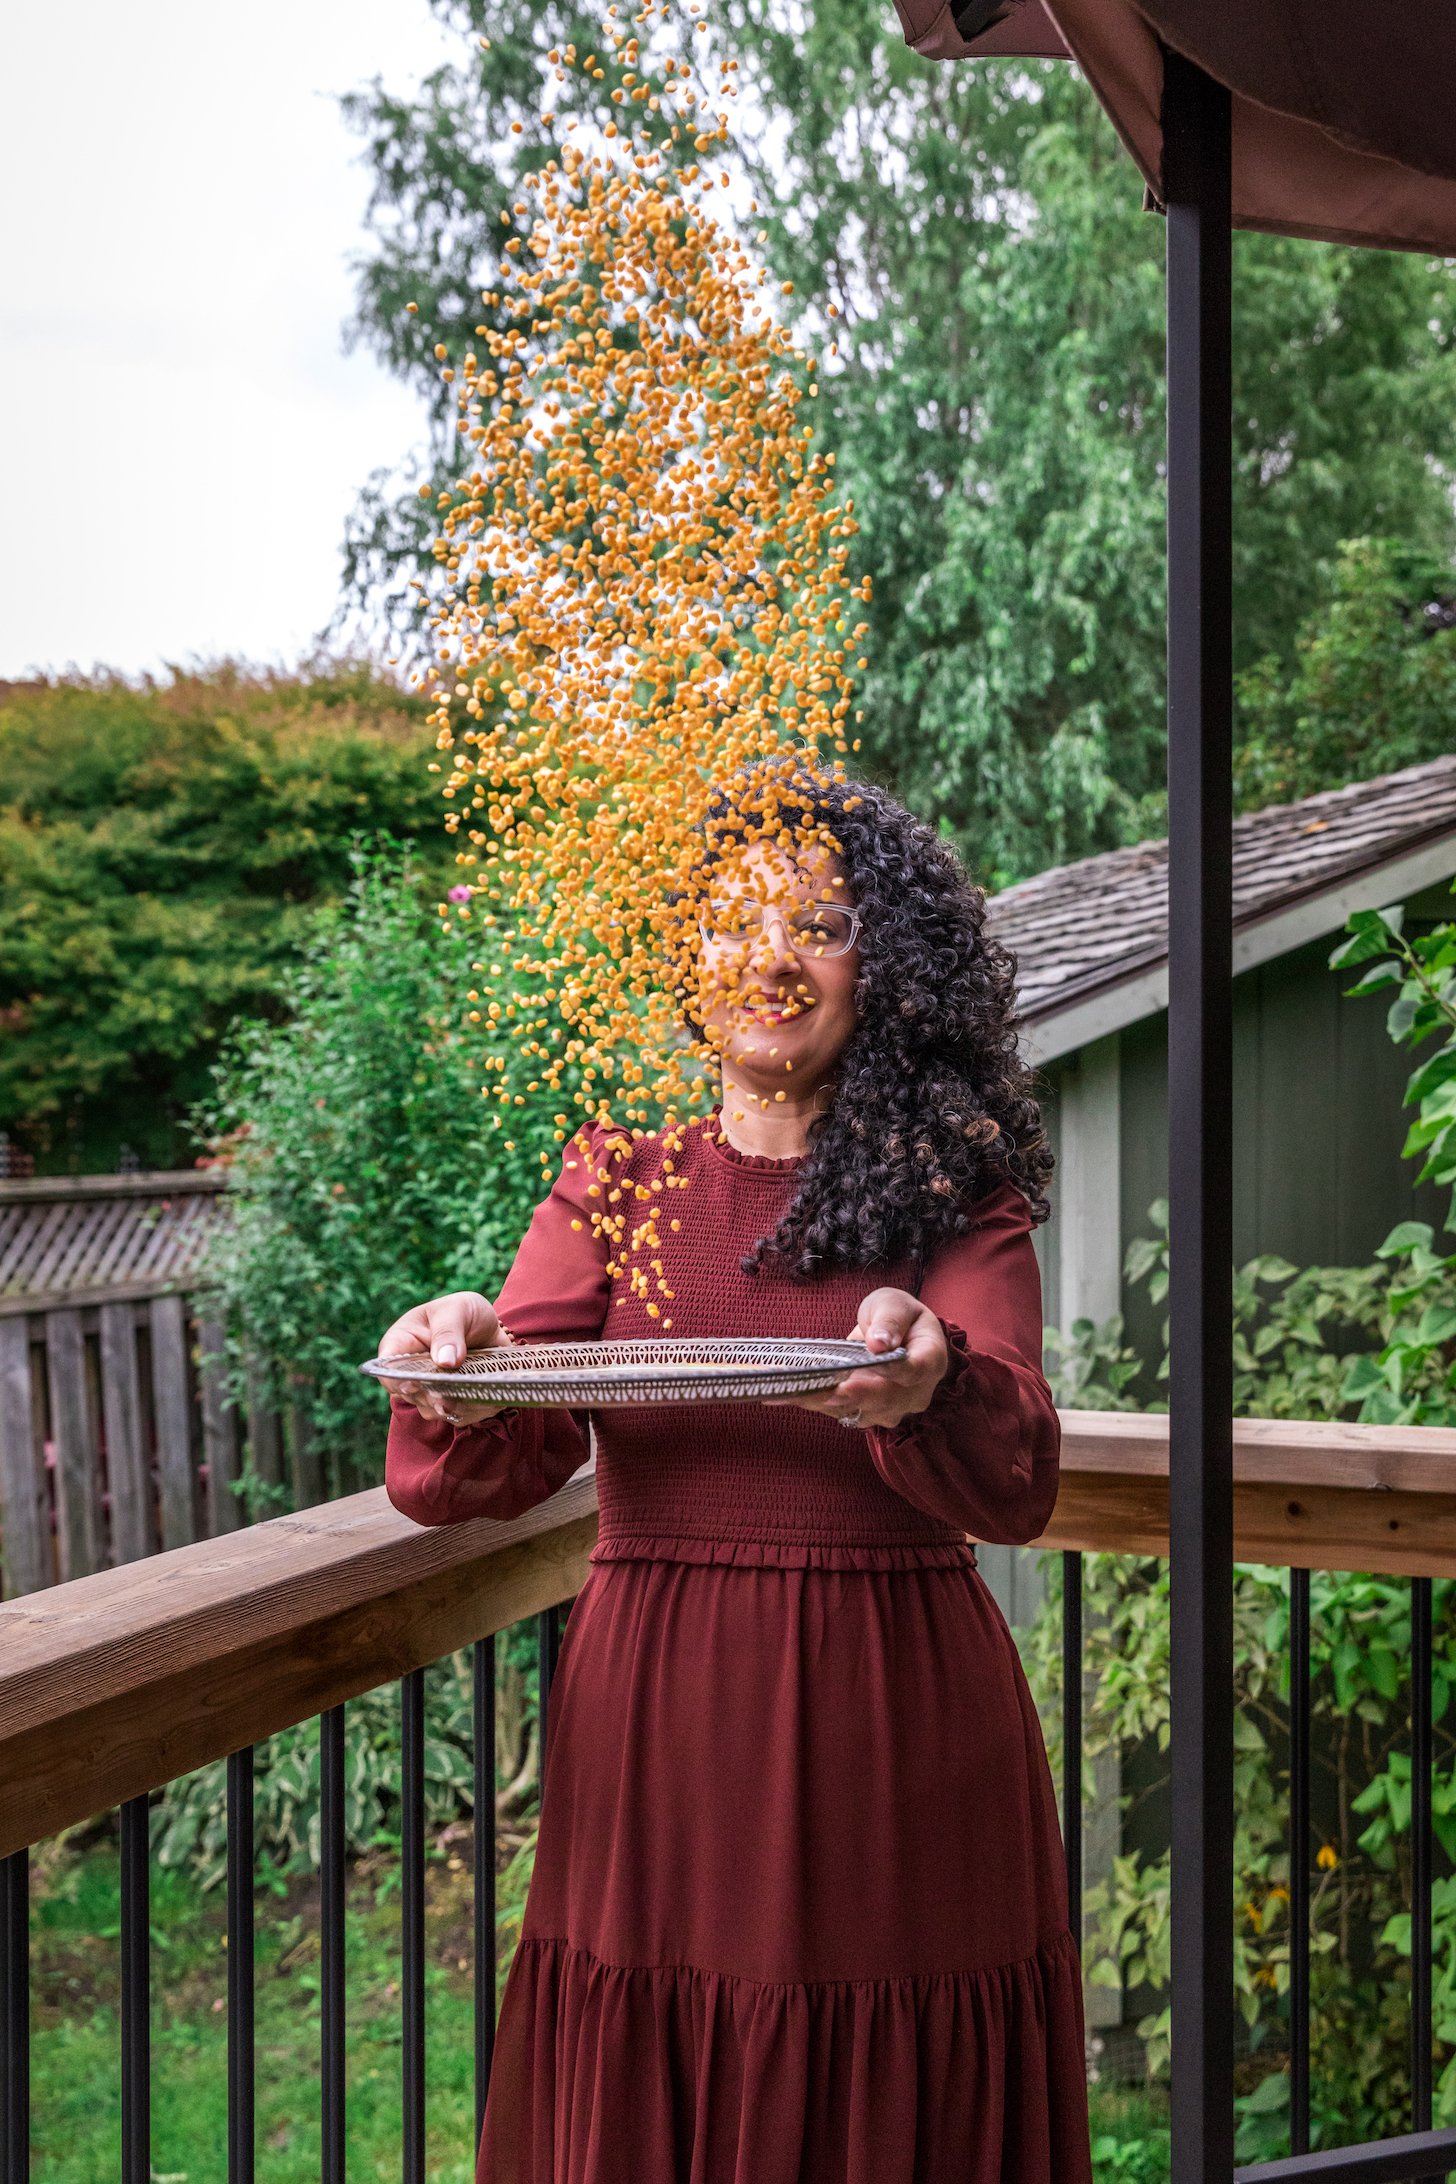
{"left": 696, "top": 896, "right": 863, "bottom": 959}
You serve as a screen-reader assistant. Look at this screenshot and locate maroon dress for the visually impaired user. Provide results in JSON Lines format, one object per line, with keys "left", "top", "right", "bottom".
{"left": 386, "top": 1113, "right": 1091, "bottom": 2184}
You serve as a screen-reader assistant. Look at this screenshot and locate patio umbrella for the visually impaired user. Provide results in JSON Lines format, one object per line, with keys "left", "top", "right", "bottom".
{"left": 893, "top": 0, "right": 1456, "bottom": 252}
{"left": 882, "top": 8, "right": 1456, "bottom": 2184}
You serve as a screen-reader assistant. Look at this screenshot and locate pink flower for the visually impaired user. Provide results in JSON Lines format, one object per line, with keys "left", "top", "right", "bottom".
{"left": 448, "top": 884, "right": 473, "bottom": 902}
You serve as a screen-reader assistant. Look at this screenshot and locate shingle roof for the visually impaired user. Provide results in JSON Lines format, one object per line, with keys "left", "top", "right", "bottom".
{"left": 987, "top": 753, "right": 1456, "bottom": 1028}
{"left": 0, "top": 1173, "right": 226, "bottom": 1313}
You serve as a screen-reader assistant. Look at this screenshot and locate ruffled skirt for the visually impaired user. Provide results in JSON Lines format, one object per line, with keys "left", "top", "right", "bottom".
{"left": 477, "top": 1544, "right": 1092, "bottom": 2184}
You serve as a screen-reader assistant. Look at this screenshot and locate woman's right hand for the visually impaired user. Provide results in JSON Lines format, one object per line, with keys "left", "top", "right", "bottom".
{"left": 377, "top": 1290, "right": 513, "bottom": 1425}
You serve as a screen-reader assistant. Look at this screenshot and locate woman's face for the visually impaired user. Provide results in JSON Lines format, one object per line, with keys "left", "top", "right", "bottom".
{"left": 695, "top": 841, "right": 861, "bottom": 1105}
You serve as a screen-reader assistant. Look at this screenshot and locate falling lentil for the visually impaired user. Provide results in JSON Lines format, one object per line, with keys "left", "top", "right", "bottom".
{"left": 414, "top": 6, "right": 868, "bottom": 1314}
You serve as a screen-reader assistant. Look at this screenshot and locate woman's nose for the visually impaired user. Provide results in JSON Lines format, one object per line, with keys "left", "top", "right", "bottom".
{"left": 752, "top": 912, "right": 799, "bottom": 968}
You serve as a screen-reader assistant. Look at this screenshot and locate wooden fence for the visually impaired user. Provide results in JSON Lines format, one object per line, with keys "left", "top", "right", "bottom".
{"left": 0, "top": 1172, "right": 322, "bottom": 1599}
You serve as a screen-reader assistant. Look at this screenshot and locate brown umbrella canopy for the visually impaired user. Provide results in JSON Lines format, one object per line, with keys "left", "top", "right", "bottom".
{"left": 891, "top": 0, "right": 1456, "bottom": 253}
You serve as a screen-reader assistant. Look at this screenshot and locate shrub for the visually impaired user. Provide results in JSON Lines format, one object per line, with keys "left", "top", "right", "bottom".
{"left": 1035, "top": 1213, "right": 1456, "bottom": 2139}
{"left": 0, "top": 661, "right": 443, "bottom": 1169}
{"left": 194, "top": 841, "right": 572, "bottom": 1505}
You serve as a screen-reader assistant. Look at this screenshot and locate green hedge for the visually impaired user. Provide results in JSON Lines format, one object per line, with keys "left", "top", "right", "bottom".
{"left": 0, "top": 662, "right": 445, "bottom": 1170}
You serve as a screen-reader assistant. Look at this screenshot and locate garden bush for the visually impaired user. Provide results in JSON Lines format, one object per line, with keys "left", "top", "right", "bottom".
{"left": 193, "top": 840, "right": 573, "bottom": 1509}
{"left": 1029, "top": 883, "right": 1456, "bottom": 2153}
{"left": 0, "top": 661, "right": 443, "bottom": 1170}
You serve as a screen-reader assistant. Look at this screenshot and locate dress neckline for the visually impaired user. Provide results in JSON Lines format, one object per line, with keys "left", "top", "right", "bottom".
{"left": 700, "top": 1111, "right": 805, "bottom": 1175}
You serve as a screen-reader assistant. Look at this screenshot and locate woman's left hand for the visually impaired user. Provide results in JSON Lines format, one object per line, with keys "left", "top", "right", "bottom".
{"left": 775, "top": 1288, "right": 950, "bottom": 1431}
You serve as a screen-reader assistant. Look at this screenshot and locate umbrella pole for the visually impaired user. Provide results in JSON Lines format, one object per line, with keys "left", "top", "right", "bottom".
{"left": 1163, "top": 45, "right": 1235, "bottom": 2184}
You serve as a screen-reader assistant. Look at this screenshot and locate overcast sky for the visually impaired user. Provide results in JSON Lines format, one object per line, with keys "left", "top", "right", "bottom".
{"left": 1, "top": 1, "right": 455, "bottom": 680}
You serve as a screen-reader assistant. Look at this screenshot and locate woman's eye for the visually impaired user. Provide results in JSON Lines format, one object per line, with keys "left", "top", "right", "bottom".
{"left": 707, "top": 902, "right": 755, "bottom": 939}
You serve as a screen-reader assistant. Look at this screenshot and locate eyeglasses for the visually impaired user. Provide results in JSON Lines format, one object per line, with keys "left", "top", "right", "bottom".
{"left": 697, "top": 897, "right": 862, "bottom": 958}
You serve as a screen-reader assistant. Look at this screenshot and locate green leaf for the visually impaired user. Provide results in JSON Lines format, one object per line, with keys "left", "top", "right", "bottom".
{"left": 1331, "top": 914, "right": 1394, "bottom": 969}
{"left": 1406, "top": 1048, "right": 1456, "bottom": 1105}
{"left": 1377, "top": 1221, "right": 1435, "bottom": 1258}
{"left": 1388, "top": 990, "right": 1423, "bottom": 1042}
{"left": 1343, "top": 962, "right": 1401, "bottom": 996}
{"left": 1416, "top": 1303, "right": 1456, "bottom": 1346}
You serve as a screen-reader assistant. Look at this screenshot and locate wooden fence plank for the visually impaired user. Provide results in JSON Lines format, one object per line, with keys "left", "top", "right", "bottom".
{"left": 0, "top": 1278, "right": 209, "bottom": 1319}
{"left": 245, "top": 1354, "right": 284, "bottom": 1492}
{"left": 101, "top": 1301, "right": 151, "bottom": 1565}
{"left": 0, "top": 1171, "right": 227, "bottom": 1205}
{"left": 288, "top": 1384, "right": 326, "bottom": 1511}
{"left": 198, "top": 1318, "right": 241, "bottom": 1535}
{"left": 45, "top": 1308, "right": 99, "bottom": 1581}
{"left": 0, "top": 1318, "right": 50, "bottom": 1596}
{"left": 150, "top": 1295, "right": 196, "bottom": 1550}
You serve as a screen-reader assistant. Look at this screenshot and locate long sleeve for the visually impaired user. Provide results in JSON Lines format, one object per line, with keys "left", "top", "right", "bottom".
{"left": 865, "top": 1180, "right": 1060, "bottom": 1547}
{"left": 385, "top": 1126, "right": 615, "bottom": 1527}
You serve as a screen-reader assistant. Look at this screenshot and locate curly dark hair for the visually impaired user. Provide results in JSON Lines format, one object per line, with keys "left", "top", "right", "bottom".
{"left": 699, "top": 772, "right": 1052, "bottom": 1280}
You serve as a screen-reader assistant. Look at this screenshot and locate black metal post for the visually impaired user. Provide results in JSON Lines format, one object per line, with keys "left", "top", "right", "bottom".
{"left": 321, "top": 1706, "right": 346, "bottom": 2184}
{"left": 1162, "top": 45, "right": 1234, "bottom": 2184}
{"left": 474, "top": 1634, "right": 498, "bottom": 2147}
{"left": 1290, "top": 1568, "right": 1311, "bottom": 2155}
{"left": 402, "top": 1670, "right": 426, "bottom": 2184}
{"left": 0, "top": 1851, "right": 27, "bottom": 2184}
{"left": 1411, "top": 1577, "right": 1434, "bottom": 2135}
{"left": 120, "top": 1796, "right": 151, "bottom": 2184}
{"left": 1062, "top": 1551, "right": 1083, "bottom": 1948}
{"left": 538, "top": 1606, "right": 562, "bottom": 1785}
{"left": 227, "top": 1747, "right": 255, "bottom": 2184}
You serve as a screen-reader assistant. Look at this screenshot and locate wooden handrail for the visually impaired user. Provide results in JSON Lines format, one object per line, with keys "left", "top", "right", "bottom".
{"left": 5, "top": 1408, "right": 1456, "bottom": 1861}
{"left": 1043, "top": 1410, "right": 1456, "bottom": 1572}
{"left": 0, "top": 1469, "right": 600, "bottom": 1861}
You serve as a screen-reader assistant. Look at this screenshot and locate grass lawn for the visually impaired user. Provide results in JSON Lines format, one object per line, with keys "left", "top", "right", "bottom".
{"left": 27, "top": 1830, "right": 1167, "bottom": 2181}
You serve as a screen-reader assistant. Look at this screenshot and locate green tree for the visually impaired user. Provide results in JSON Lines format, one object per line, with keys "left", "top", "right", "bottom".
{"left": 0, "top": 663, "right": 443, "bottom": 1171}
{"left": 1236, "top": 539, "right": 1456, "bottom": 814}
{"left": 341, "top": 1, "right": 1456, "bottom": 885}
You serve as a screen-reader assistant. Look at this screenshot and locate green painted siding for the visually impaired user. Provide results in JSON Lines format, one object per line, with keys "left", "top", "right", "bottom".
{"left": 1030, "top": 1074, "right": 1060, "bottom": 1331}
{"left": 1107, "top": 930, "right": 1448, "bottom": 1376}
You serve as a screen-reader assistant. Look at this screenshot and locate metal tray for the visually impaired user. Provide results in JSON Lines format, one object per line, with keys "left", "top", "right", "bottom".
{"left": 361, "top": 1335, "right": 906, "bottom": 1407}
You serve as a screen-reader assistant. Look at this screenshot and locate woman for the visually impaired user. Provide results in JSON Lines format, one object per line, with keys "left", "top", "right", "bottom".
{"left": 382, "top": 776, "right": 1092, "bottom": 2184}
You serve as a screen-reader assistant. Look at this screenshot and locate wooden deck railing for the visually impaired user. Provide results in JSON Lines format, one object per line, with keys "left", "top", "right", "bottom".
{"left": 1047, "top": 1409, "right": 1456, "bottom": 1576}
{"left": 6, "top": 1408, "right": 1456, "bottom": 2184}
{"left": 5, "top": 1406, "right": 1456, "bottom": 1859}
{"left": 0, "top": 1466, "right": 598, "bottom": 1863}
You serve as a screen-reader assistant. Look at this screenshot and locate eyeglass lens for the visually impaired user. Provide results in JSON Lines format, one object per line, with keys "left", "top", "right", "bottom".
{"left": 703, "top": 900, "right": 857, "bottom": 953}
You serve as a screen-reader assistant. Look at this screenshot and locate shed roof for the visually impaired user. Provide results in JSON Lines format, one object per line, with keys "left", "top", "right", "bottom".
{"left": 0, "top": 1173, "right": 227, "bottom": 1315}
{"left": 989, "top": 753, "right": 1456, "bottom": 1064}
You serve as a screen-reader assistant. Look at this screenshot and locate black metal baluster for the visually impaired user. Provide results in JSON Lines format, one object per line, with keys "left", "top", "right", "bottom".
{"left": 402, "top": 1671, "right": 425, "bottom": 2184}
{"left": 120, "top": 1796, "right": 150, "bottom": 2184}
{"left": 1412, "top": 1577, "right": 1434, "bottom": 2136}
{"left": 537, "top": 1607, "right": 562, "bottom": 1787}
{"left": 1062, "top": 1550, "right": 1084, "bottom": 1948}
{"left": 474, "top": 1634, "right": 497, "bottom": 2149}
{"left": 1289, "top": 1568, "right": 1311, "bottom": 2157}
{"left": 227, "top": 1748, "right": 255, "bottom": 2184}
{"left": 321, "top": 1707, "right": 346, "bottom": 2184}
{"left": 1163, "top": 46, "right": 1235, "bottom": 2184}
{"left": 0, "top": 1850, "right": 28, "bottom": 2184}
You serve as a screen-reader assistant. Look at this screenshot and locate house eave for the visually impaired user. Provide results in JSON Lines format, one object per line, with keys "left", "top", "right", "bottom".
{"left": 1020, "top": 829, "right": 1456, "bottom": 1069}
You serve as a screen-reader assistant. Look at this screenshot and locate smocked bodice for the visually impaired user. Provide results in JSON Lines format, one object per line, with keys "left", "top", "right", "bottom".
{"left": 385, "top": 1113, "right": 1061, "bottom": 1564}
